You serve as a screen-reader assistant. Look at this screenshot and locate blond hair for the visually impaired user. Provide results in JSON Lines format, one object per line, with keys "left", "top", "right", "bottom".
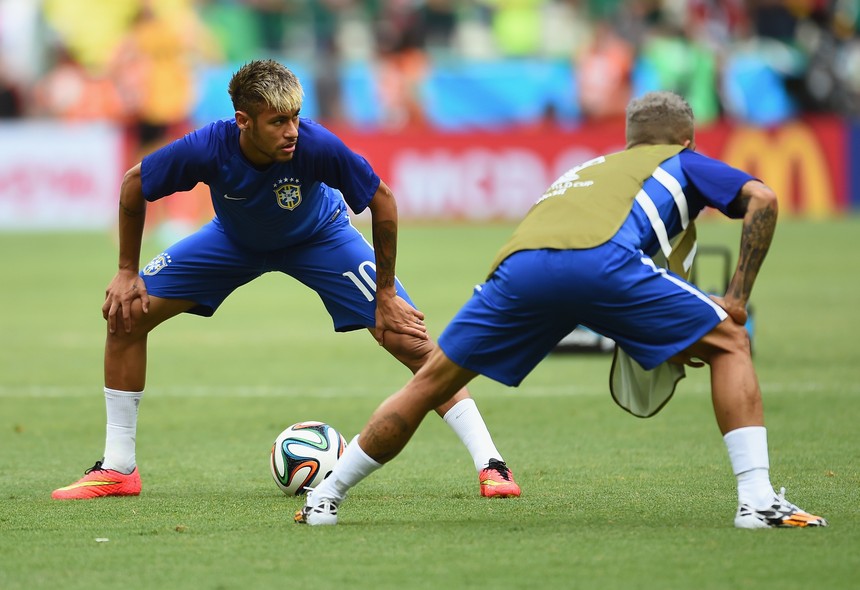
{"left": 625, "top": 91, "right": 695, "bottom": 147}
{"left": 228, "top": 59, "right": 303, "bottom": 118}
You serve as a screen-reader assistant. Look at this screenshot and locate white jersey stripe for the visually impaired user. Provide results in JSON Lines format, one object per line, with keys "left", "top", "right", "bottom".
{"left": 640, "top": 255, "right": 728, "bottom": 320}
{"left": 682, "top": 240, "right": 697, "bottom": 273}
{"left": 634, "top": 189, "right": 673, "bottom": 259}
{"left": 653, "top": 166, "right": 689, "bottom": 229}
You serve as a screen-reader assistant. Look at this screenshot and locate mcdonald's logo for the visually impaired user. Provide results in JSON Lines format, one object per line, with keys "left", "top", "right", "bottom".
{"left": 721, "top": 123, "right": 835, "bottom": 218}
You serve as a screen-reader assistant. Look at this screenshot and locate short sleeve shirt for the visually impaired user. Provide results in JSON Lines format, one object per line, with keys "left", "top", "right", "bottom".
{"left": 141, "top": 118, "right": 380, "bottom": 251}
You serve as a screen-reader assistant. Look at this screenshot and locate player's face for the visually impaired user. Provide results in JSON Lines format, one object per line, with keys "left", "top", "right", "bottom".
{"left": 237, "top": 106, "right": 300, "bottom": 167}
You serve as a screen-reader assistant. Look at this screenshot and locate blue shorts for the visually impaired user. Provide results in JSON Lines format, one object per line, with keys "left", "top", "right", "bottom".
{"left": 140, "top": 213, "right": 414, "bottom": 331}
{"left": 438, "top": 242, "right": 728, "bottom": 386}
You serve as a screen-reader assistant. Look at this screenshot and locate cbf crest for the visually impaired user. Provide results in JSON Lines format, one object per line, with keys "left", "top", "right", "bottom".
{"left": 143, "top": 252, "right": 172, "bottom": 276}
{"left": 274, "top": 177, "right": 302, "bottom": 210}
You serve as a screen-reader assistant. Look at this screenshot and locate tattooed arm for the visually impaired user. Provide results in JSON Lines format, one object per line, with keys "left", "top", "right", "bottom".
{"left": 366, "top": 180, "right": 427, "bottom": 344}
{"left": 723, "top": 180, "right": 779, "bottom": 325}
{"left": 367, "top": 180, "right": 399, "bottom": 301}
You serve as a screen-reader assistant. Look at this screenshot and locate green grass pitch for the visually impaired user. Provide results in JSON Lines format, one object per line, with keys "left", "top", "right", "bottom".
{"left": 1, "top": 217, "right": 858, "bottom": 589}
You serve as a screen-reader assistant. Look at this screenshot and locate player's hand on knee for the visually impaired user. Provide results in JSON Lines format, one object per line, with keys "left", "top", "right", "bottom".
{"left": 103, "top": 271, "right": 149, "bottom": 334}
{"left": 709, "top": 294, "right": 748, "bottom": 326}
{"left": 374, "top": 295, "right": 428, "bottom": 344}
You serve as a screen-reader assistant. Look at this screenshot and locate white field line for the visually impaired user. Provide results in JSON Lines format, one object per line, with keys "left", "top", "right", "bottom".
{"left": 0, "top": 381, "right": 856, "bottom": 398}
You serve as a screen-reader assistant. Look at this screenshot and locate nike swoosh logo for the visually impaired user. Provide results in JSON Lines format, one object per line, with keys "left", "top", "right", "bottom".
{"left": 480, "top": 479, "right": 511, "bottom": 486}
{"left": 223, "top": 194, "right": 247, "bottom": 201}
{"left": 56, "top": 479, "right": 122, "bottom": 491}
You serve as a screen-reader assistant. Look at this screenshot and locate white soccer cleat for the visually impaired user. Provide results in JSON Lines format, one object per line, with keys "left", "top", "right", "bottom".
{"left": 294, "top": 489, "right": 339, "bottom": 526}
{"left": 734, "top": 487, "right": 828, "bottom": 529}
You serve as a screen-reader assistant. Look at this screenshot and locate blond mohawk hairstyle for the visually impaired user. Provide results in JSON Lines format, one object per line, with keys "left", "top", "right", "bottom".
{"left": 228, "top": 59, "right": 304, "bottom": 118}
{"left": 625, "top": 91, "right": 695, "bottom": 147}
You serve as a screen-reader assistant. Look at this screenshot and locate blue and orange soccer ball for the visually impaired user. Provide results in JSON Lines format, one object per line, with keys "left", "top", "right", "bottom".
{"left": 270, "top": 421, "right": 347, "bottom": 496}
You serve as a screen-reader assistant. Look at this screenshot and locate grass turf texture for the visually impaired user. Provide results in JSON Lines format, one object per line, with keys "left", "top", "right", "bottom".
{"left": 1, "top": 217, "right": 858, "bottom": 589}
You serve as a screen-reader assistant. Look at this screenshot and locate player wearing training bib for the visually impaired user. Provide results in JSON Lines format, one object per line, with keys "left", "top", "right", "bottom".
{"left": 297, "top": 91, "right": 827, "bottom": 530}
{"left": 53, "top": 59, "right": 520, "bottom": 502}
{"left": 439, "top": 144, "right": 752, "bottom": 384}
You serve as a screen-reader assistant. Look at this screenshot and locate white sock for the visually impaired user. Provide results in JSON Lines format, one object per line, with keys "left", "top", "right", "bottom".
{"left": 313, "top": 435, "right": 382, "bottom": 503}
{"left": 443, "top": 398, "right": 503, "bottom": 471}
{"left": 102, "top": 387, "right": 142, "bottom": 474}
{"left": 723, "top": 426, "right": 776, "bottom": 509}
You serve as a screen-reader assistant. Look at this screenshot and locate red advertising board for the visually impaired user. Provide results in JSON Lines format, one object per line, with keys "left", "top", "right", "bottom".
{"left": 334, "top": 115, "right": 848, "bottom": 220}
{"left": 1, "top": 117, "right": 844, "bottom": 232}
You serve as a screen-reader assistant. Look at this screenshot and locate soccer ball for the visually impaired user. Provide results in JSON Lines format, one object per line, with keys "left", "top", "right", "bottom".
{"left": 270, "top": 421, "right": 347, "bottom": 496}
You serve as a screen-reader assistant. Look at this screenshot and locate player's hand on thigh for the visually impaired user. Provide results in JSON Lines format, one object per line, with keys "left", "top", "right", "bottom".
{"left": 374, "top": 294, "right": 428, "bottom": 344}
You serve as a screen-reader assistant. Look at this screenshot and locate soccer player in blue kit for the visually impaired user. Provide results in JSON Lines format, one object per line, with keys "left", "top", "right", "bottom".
{"left": 52, "top": 59, "right": 520, "bottom": 500}
{"left": 296, "top": 91, "right": 828, "bottom": 529}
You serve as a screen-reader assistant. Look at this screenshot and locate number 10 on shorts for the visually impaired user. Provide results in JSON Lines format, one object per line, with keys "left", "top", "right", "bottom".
{"left": 343, "top": 261, "right": 377, "bottom": 301}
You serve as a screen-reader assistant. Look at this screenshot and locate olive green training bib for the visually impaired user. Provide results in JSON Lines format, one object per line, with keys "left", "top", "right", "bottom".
{"left": 488, "top": 144, "right": 685, "bottom": 276}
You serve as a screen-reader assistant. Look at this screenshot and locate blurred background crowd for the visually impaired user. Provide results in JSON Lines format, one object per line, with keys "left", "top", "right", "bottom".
{"left": 0, "top": 0, "right": 858, "bottom": 158}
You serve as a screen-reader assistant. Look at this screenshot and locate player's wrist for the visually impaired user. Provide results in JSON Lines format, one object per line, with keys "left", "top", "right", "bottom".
{"left": 375, "top": 285, "right": 397, "bottom": 299}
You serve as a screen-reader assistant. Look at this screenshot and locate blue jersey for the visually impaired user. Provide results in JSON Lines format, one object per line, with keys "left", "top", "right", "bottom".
{"left": 140, "top": 118, "right": 380, "bottom": 251}
{"left": 611, "top": 149, "right": 755, "bottom": 257}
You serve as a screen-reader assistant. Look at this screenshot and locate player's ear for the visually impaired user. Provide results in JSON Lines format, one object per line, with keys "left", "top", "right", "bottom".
{"left": 235, "top": 111, "right": 251, "bottom": 130}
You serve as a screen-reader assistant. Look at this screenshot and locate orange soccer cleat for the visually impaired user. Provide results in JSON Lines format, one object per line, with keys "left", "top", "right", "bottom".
{"left": 52, "top": 460, "right": 141, "bottom": 500}
{"left": 479, "top": 459, "right": 521, "bottom": 498}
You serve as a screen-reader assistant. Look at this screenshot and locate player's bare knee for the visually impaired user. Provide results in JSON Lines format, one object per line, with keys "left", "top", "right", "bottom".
{"left": 381, "top": 332, "right": 433, "bottom": 373}
{"left": 682, "top": 318, "right": 751, "bottom": 365}
{"left": 717, "top": 317, "right": 751, "bottom": 354}
{"left": 105, "top": 300, "right": 153, "bottom": 342}
{"left": 703, "top": 318, "right": 752, "bottom": 359}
